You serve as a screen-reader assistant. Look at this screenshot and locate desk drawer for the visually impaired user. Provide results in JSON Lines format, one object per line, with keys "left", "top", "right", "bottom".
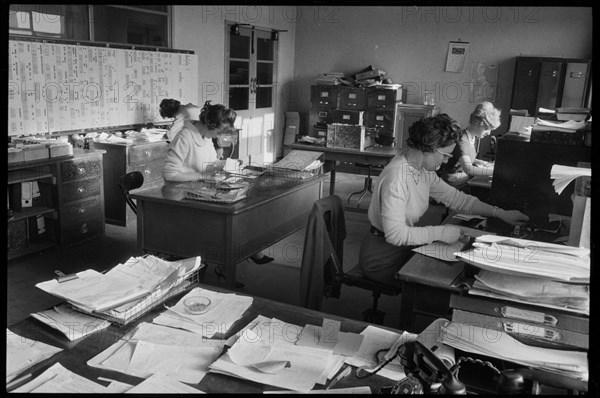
{"left": 337, "top": 87, "right": 366, "bottom": 110}
{"left": 60, "top": 178, "right": 101, "bottom": 202}
{"left": 62, "top": 196, "right": 102, "bottom": 222}
{"left": 60, "top": 158, "right": 102, "bottom": 182}
{"left": 366, "top": 88, "right": 405, "bottom": 109}
{"left": 332, "top": 110, "right": 364, "bottom": 125}
{"left": 364, "top": 110, "right": 395, "bottom": 131}
{"left": 129, "top": 161, "right": 165, "bottom": 184}
{"left": 61, "top": 215, "right": 103, "bottom": 245}
{"left": 311, "top": 85, "right": 338, "bottom": 108}
{"left": 128, "top": 143, "right": 168, "bottom": 166}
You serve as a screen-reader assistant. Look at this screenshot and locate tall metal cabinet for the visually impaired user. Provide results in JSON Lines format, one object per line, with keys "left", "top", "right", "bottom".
{"left": 510, "top": 56, "right": 591, "bottom": 116}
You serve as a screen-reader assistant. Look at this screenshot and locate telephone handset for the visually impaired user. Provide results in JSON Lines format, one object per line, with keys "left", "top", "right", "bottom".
{"left": 395, "top": 340, "right": 466, "bottom": 394}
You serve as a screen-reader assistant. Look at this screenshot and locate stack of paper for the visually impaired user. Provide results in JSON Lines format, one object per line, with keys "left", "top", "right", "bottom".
{"left": 88, "top": 322, "right": 226, "bottom": 384}
{"left": 454, "top": 235, "right": 590, "bottom": 283}
{"left": 550, "top": 164, "right": 591, "bottom": 195}
{"left": 470, "top": 270, "right": 589, "bottom": 315}
{"left": 209, "top": 316, "right": 334, "bottom": 392}
{"left": 439, "top": 322, "right": 588, "bottom": 381}
{"left": 31, "top": 304, "right": 111, "bottom": 341}
{"left": 533, "top": 118, "right": 586, "bottom": 133}
{"left": 413, "top": 226, "right": 491, "bottom": 262}
{"left": 269, "top": 150, "right": 323, "bottom": 178}
{"left": 13, "top": 363, "right": 124, "bottom": 393}
{"left": 6, "top": 330, "right": 63, "bottom": 384}
{"left": 36, "top": 256, "right": 202, "bottom": 324}
{"left": 152, "top": 287, "right": 253, "bottom": 338}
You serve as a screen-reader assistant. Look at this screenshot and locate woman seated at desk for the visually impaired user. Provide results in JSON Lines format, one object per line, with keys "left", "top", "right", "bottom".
{"left": 359, "top": 113, "right": 529, "bottom": 285}
{"left": 159, "top": 98, "right": 201, "bottom": 141}
{"left": 438, "top": 101, "right": 500, "bottom": 189}
{"left": 162, "top": 101, "right": 274, "bottom": 265}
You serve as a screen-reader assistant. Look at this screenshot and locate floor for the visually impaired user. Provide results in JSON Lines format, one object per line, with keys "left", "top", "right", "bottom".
{"left": 6, "top": 172, "right": 444, "bottom": 330}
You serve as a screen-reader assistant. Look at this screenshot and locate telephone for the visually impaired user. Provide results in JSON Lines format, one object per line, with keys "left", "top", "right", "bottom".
{"left": 376, "top": 340, "right": 587, "bottom": 394}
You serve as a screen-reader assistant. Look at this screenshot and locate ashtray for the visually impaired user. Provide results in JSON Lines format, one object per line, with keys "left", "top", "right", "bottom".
{"left": 183, "top": 296, "right": 211, "bottom": 315}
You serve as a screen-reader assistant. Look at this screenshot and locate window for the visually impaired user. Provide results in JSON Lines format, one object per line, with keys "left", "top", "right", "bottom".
{"left": 9, "top": 5, "right": 170, "bottom": 47}
{"left": 9, "top": 4, "right": 89, "bottom": 40}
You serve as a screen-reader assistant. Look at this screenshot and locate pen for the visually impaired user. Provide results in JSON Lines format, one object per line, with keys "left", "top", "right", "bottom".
{"left": 326, "top": 366, "right": 352, "bottom": 390}
{"left": 7, "top": 373, "right": 32, "bottom": 391}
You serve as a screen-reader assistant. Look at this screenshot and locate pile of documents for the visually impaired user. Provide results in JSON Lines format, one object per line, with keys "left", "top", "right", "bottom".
{"left": 453, "top": 235, "right": 590, "bottom": 283}
{"left": 152, "top": 287, "right": 253, "bottom": 338}
{"left": 6, "top": 329, "right": 63, "bottom": 385}
{"left": 439, "top": 321, "right": 588, "bottom": 381}
{"left": 550, "top": 164, "right": 591, "bottom": 195}
{"left": 31, "top": 304, "right": 111, "bottom": 341}
{"left": 88, "top": 322, "right": 226, "bottom": 384}
{"left": 35, "top": 255, "right": 203, "bottom": 325}
{"left": 268, "top": 150, "right": 323, "bottom": 179}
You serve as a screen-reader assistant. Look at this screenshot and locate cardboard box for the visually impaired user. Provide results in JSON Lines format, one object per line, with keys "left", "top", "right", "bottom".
{"left": 49, "top": 142, "right": 73, "bottom": 158}
{"left": 355, "top": 69, "right": 386, "bottom": 81}
{"left": 326, "top": 124, "right": 371, "bottom": 150}
{"left": 23, "top": 144, "right": 50, "bottom": 162}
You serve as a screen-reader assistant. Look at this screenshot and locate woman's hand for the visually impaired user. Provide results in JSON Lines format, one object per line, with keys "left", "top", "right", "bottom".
{"left": 498, "top": 209, "right": 529, "bottom": 226}
{"left": 438, "top": 225, "right": 461, "bottom": 244}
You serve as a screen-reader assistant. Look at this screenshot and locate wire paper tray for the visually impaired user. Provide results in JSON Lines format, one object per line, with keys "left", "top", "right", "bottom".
{"left": 68, "top": 267, "right": 203, "bottom": 327}
{"left": 265, "top": 164, "right": 322, "bottom": 180}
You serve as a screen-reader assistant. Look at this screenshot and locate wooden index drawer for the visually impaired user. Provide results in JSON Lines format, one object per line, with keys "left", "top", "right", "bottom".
{"left": 60, "top": 178, "right": 102, "bottom": 202}
{"left": 62, "top": 196, "right": 102, "bottom": 222}
{"left": 60, "top": 159, "right": 102, "bottom": 182}
{"left": 130, "top": 162, "right": 165, "bottom": 183}
{"left": 128, "top": 143, "right": 168, "bottom": 165}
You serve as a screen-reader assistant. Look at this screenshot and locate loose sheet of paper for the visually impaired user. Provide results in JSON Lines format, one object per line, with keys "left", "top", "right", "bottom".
{"left": 30, "top": 304, "right": 111, "bottom": 341}
{"left": 14, "top": 363, "right": 110, "bottom": 393}
{"left": 125, "top": 373, "right": 205, "bottom": 394}
{"left": 6, "top": 329, "right": 63, "bottom": 382}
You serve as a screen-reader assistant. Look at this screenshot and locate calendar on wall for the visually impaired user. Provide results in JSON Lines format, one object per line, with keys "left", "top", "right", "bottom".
{"left": 8, "top": 38, "right": 198, "bottom": 136}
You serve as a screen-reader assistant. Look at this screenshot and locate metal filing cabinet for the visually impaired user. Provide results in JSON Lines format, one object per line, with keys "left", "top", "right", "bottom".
{"left": 93, "top": 140, "right": 168, "bottom": 226}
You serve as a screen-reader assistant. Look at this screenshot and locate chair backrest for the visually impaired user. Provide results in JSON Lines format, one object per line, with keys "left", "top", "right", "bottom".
{"left": 119, "top": 171, "right": 144, "bottom": 214}
{"left": 299, "top": 195, "right": 346, "bottom": 310}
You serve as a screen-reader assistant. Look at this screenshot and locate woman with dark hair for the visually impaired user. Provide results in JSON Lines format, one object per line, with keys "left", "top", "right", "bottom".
{"left": 358, "top": 113, "right": 528, "bottom": 285}
{"left": 162, "top": 101, "right": 237, "bottom": 182}
{"left": 159, "top": 98, "right": 201, "bottom": 141}
{"left": 162, "top": 101, "right": 274, "bottom": 266}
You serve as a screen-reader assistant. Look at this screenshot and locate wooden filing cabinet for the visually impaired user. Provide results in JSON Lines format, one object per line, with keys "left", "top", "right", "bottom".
{"left": 57, "top": 154, "right": 105, "bottom": 245}
{"left": 93, "top": 140, "right": 168, "bottom": 226}
{"left": 7, "top": 150, "right": 105, "bottom": 259}
{"left": 393, "top": 104, "right": 437, "bottom": 148}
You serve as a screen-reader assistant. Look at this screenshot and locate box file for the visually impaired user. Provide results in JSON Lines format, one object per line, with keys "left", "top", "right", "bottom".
{"left": 452, "top": 309, "right": 588, "bottom": 351}
{"left": 449, "top": 294, "right": 588, "bottom": 334}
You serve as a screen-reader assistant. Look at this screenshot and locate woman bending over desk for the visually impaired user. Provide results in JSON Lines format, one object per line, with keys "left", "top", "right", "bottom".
{"left": 359, "top": 113, "right": 528, "bottom": 285}
{"left": 162, "top": 101, "right": 274, "bottom": 266}
{"left": 162, "top": 101, "right": 235, "bottom": 182}
{"left": 439, "top": 101, "right": 500, "bottom": 188}
{"left": 159, "top": 98, "right": 202, "bottom": 141}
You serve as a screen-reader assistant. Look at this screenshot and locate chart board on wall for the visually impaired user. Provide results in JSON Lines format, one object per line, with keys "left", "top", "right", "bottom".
{"left": 8, "top": 38, "right": 198, "bottom": 136}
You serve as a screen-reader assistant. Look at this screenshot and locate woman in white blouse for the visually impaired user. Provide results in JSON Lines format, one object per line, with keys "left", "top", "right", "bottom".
{"left": 359, "top": 113, "right": 529, "bottom": 285}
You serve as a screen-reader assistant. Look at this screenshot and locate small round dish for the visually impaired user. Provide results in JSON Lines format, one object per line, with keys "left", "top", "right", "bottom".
{"left": 183, "top": 296, "right": 211, "bottom": 315}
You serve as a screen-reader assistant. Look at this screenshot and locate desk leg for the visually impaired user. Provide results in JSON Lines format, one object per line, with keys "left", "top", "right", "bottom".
{"left": 223, "top": 262, "right": 237, "bottom": 289}
{"left": 329, "top": 161, "right": 336, "bottom": 196}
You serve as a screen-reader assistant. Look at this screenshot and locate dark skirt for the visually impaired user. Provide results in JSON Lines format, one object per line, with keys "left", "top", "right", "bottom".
{"left": 358, "top": 232, "right": 417, "bottom": 287}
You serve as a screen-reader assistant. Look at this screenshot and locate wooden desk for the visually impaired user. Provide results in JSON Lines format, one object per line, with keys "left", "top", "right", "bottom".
{"left": 8, "top": 274, "right": 398, "bottom": 394}
{"left": 286, "top": 143, "right": 397, "bottom": 196}
{"left": 130, "top": 175, "right": 324, "bottom": 289}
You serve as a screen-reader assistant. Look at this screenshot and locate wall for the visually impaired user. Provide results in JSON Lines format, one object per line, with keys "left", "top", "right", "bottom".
{"left": 292, "top": 6, "right": 592, "bottom": 154}
{"left": 171, "top": 5, "right": 297, "bottom": 159}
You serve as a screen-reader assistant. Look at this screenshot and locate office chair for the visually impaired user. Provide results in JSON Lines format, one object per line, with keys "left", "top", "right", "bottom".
{"left": 300, "top": 195, "right": 402, "bottom": 325}
{"left": 119, "top": 171, "right": 144, "bottom": 215}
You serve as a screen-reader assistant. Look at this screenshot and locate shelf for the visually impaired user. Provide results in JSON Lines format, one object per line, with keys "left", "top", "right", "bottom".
{"left": 8, "top": 240, "right": 57, "bottom": 261}
{"left": 8, "top": 206, "right": 57, "bottom": 223}
{"left": 8, "top": 170, "right": 55, "bottom": 185}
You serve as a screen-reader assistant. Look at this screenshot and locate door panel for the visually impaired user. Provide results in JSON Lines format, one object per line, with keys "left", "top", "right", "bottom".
{"left": 226, "top": 24, "right": 277, "bottom": 166}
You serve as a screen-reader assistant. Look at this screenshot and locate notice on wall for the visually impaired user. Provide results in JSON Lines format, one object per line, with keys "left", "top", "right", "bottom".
{"left": 445, "top": 41, "right": 469, "bottom": 73}
{"left": 469, "top": 61, "right": 498, "bottom": 103}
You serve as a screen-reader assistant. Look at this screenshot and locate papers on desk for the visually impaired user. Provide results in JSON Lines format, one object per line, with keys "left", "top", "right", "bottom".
{"left": 36, "top": 256, "right": 202, "bottom": 324}
{"left": 125, "top": 373, "right": 206, "bottom": 393}
{"left": 13, "top": 363, "right": 114, "bottom": 393}
{"left": 453, "top": 235, "right": 590, "bottom": 283}
{"left": 88, "top": 322, "right": 226, "bottom": 384}
{"left": 550, "top": 164, "right": 591, "bottom": 195}
{"left": 344, "top": 326, "right": 416, "bottom": 381}
{"left": 439, "top": 321, "right": 588, "bottom": 381}
{"left": 210, "top": 316, "right": 334, "bottom": 392}
{"left": 412, "top": 226, "right": 490, "bottom": 262}
{"left": 471, "top": 270, "right": 589, "bottom": 315}
{"left": 152, "top": 287, "right": 253, "bottom": 338}
{"left": 6, "top": 329, "right": 63, "bottom": 384}
{"left": 31, "top": 304, "right": 111, "bottom": 341}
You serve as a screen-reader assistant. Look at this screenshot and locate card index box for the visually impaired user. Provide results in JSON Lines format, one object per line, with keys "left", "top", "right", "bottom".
{"left": 449, "top": 294, "right": 588, "bottom": 334}
{"left": 326, "top": 124, "right": 371, "bottom": 150}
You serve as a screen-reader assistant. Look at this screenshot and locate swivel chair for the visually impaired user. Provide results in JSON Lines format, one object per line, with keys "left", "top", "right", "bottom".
{"left": 300, "top": 195, "right": 402, "bottom": 325}
{"left": 119, "top": 171, "right": 144, "bottom": 215}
